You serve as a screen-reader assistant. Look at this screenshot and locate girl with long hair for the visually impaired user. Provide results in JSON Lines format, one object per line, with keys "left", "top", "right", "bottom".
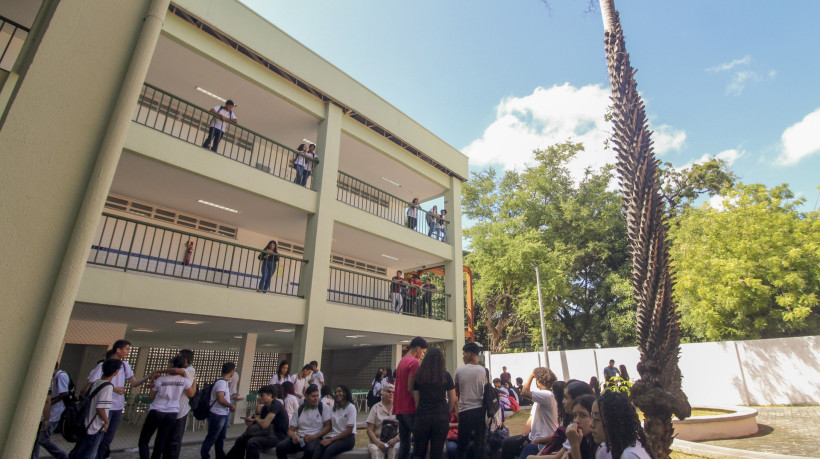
{"left": 565, "top": 394, "right": 598, "bottom": 459}
{"left": 591, "top": 392, "right": 653, "bottom": 459}
{"left": 410, "top": 348, "right": 455, "bottom": 459}
{"left": 257, "top": 240, "right": 280, "bottom": 292}
{"left": 269, "top": 360, "right": 292, "bottom": 385}
{"left": 282, "top": 381, "right": 299, "bottom": 420}
{"left": 314, "top": 385, "right": 357, "bottom": 459}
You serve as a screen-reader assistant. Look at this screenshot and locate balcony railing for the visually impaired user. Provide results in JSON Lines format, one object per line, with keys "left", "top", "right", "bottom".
{"left": 0, "top": 15, "right": 29, "bottom": 72}
{"left": 89, "top": 213, "right": 306, "bottom": 296}
{"left": 132, "top": 83, "right": 318, "bottom": 190}
{"left": 328, "top": 266, "right": 449, "bottom": 320}
{"left": 337, "top": 171, "right": 451, "bottom": 244}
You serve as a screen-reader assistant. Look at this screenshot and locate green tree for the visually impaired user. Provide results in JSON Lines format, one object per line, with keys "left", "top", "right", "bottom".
{"left": 669, "top": 184, "right": 820, "bottom": 341}
{"left": 659, "top": 158, "right": 738, "bottom": 216}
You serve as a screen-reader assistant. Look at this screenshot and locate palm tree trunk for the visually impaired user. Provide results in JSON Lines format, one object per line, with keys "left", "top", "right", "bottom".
{"left": 598, "top": 1, "right": 691, "bottom": 458}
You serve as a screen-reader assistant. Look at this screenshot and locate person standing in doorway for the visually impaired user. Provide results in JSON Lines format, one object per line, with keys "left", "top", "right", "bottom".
{"left": 454, "top": 342, "right": 488, "bottom": 459}
{"left": 202, "top": 100, "right": 237, "bottom": 152}
{"left": 257, "top": 240, "right": 280, "bottom": 293}
{"left": 394, "top": 337, "right": 428, "bottom": 459}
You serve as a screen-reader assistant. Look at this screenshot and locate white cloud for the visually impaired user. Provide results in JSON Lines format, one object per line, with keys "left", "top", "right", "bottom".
{"left": 705, "top": 55, "right": 775, "bottom": 96}
{"left": 653, "top": 124, "right": 686, "bottom": 155}
{"left": 706, "top": 55, "right": 751, "bottom": 73}
{"left": 778, "top": 107, "right": 820, "bottom": 165}
{"left": 462, "top": 83, "right": 686, "bottom": 182}
{"left": 679, "top": 149, "right": 744, "bottom": 171}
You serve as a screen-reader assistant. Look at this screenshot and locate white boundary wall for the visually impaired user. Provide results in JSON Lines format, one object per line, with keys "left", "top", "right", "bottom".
{"left": 486, "top": 335, "right": 820, "bottom": 406}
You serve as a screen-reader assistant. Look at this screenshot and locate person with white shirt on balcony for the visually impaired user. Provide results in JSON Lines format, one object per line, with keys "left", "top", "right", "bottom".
{"left": 202, "top": 100, "right": 237, "bottom": 152}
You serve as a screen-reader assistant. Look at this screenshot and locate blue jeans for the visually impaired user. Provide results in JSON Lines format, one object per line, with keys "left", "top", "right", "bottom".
{"left": 258, "top": 260, "right": 276, "bottom": 291}
{"left": 72, "top": 430, "right": 104, "bottom": 459}
{"left": 201, "top": 412, "right": 230, "bottom": 459}
{"left": 294, "top": 164, "right": 306, "bottom": 185}
{"left": 95, "top": 409, "right": 122, "bottom": 459}
{"left": 32, "top": 420, "right": 68, "bottom": 459}
{"left": 203, "top": 127, "right": 224, "bottom": 151}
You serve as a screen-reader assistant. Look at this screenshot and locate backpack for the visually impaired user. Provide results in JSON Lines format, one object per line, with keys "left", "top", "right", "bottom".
{"left": 52, "top": 371, "right": 77, "bottom": 434}
{"left": 59, "top": 381, "right": 112, "bottom": 443}
{"left": 297, "top": 400, "right": 324, "bottom": 417}
{"left": 483, "top": 369, "right": 500, "bottom": 419}
{"left": 366, "top": 380, "right": 381, "bottom": 408}
{"left": 191, "top": 378, "right": 221, "bottom": 420}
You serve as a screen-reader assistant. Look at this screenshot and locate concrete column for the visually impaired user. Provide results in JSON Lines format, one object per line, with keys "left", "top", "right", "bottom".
{"left": 234, "top": 333, "right": 258, "bottom": 424}
{"left": 133, "top": 347, "right": 151, "bottom": 380}
{"left": 293, "top": 102, "right": 342, "bottom": 369}
{"left": 444, "top": 177, "right": 465, "bottom": 375}
{"left": 0, "top": 0, "right": 169, "bottom": 455}
{"left": 390, "top": 344, "right": 404, "bottom": 372}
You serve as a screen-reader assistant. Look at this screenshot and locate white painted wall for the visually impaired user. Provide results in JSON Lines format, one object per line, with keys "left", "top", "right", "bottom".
{"left": 487, "top": 335, "right": 820, "bottom": 406}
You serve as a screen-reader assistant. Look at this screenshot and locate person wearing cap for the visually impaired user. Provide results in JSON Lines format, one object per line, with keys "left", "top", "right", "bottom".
{"left": 454, "top": 342, "right": 488, "bottom": 459}
{"left": 202, "top": 100, "right": 237, "bottom": 152}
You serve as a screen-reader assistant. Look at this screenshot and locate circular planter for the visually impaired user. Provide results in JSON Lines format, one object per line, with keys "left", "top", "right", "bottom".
{"left": 672, "top": 405, "right": 758, "bottom": 441}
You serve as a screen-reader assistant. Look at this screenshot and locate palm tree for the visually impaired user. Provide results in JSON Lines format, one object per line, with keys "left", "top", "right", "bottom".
{"left": 598, "top": 0, "right": 691, "bottom": 457}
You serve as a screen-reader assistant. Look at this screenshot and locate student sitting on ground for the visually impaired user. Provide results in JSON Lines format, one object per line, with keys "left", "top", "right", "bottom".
{"left": 225, "top": 384, "right": 289, "bottom": 459}
{"left": 276, "top": 384, "right": 332, "bottom": 459}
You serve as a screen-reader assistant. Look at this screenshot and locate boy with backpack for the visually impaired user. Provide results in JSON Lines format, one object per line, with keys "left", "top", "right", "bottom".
{"left": 70, "top": 359, "right": 120, "bottom": 459}
{"left": 276, "top": 384, "right": 331, "bottom": 459}
{"left": 32, "top": 362, "right": 72, "bottom": 459}
{"left": 200, "top": 362, "right": 237, "bottom": 459}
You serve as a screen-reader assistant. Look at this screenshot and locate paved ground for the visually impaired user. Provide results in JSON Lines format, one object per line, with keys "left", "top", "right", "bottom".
{"left": 700, "top": 406, "right": 820, "bottom": 457}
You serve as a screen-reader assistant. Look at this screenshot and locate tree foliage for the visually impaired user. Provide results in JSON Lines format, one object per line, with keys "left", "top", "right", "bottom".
{"left": 669, "top": 184, "right": 820, "bottom": 341}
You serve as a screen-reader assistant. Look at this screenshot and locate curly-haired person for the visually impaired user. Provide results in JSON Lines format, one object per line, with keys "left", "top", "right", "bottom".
{"left": 500, "top": 367, "right": 559, "bottom": 459}
{"left": 591, "top": 391, "right": 653, "bottom": 459}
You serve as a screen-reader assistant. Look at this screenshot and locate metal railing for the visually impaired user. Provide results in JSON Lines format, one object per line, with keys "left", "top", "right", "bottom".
{"left": 0, "top": 15, "right": 29, "bottom": 71}
{"left": 328, "top": 266, "right": 449, "bottom": 320}
{"left": 337, "top": 171, "right": 451, "bottom": 243}
{"left": 132, "top": 83, "right": 318, "bottom": 190}
{"left": 89, "top": 213, "right": 307, "bottom": 296}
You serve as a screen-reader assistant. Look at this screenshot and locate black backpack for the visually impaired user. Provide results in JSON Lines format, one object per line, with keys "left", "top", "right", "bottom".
{"left": 483, "top": 369, "right": 500, "bottom": 419}
{"left": 297, "top": 401, "right": 324, "bottom": 417}
{"left": 192, "top": 378, "right": 221, "bottom": 420}
{"left": 59, "top": 381, "right": 112, "bottom": 443}
{"left": 366, "top": 380, "right": 381, "bottom": 408}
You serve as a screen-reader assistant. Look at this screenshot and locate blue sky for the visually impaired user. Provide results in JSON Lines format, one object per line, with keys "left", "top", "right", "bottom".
{"left": 242, "top": 1, "right": 820, "bottom": 216}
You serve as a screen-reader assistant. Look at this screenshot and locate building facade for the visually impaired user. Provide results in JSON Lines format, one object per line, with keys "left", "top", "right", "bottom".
{"left": 0, "top": 0, "right": 467, "bottom": 455}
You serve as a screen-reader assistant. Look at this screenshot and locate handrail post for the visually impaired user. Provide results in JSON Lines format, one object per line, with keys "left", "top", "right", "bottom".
{"left": 125, "top": 222, "right": 138, "bottom": 271}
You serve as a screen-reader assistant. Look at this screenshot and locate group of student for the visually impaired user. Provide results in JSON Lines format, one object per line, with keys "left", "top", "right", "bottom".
{"left": 405, "top": 199, "right": 448, "bottom": 242}
{"left": 389, "top": 270, "right": 439, "bottom": 317}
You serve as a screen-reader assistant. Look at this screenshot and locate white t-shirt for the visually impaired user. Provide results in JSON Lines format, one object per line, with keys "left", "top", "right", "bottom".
{"left": 454, "top": 364, "right": 487, "bottom": 412}
{"left": 372, "top": 380, "right": 382, "bottom": 397}
{"left": 49, "top": 370, "right": 71, "bottom": 422}
{"left": 528, "top": 389, "right": 558, "bottom": 441}
{"left": 596, "top": 442, "right": 652, "bottom": 459}
{"left": 322, "top": 395, "right": 335, "bottom": 411}
{"left": 150, "top": 374, "right": 192, "bottom": 413}
{"left": 209, "top": 379, "right": 232, "bottom": 416}
{"left": 269, "top": 374, "right": 294, "bottom": 385}
{"left": 285, "top": 394, "right": 300, "bottom": 420}
{"left": 327, "top": 402, "right": 357, "bottom": 438}
{"left": 177, "top": 366, "right": 196, "bottom": 419}
{"left": 208, "top": 105, "right": 237, "bottom": 131}
{"left": 294, "top": 376, "right": 310, "bottom": 398}
{"left": 290, "top": 404, "right": 332, "bottom": 437}
{"left": 310, "top": 370, "right": 325, "bottom": 389}
{"left": 85, "top": 380, "right": 113, "bottom": 435}
{"left": 88, "top": 360, "right": 134, "bottom": 411}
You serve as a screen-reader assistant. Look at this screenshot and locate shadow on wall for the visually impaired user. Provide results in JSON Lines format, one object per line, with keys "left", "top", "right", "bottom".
{"left": 487, "top": 335, "right": 820, "bottom": 406}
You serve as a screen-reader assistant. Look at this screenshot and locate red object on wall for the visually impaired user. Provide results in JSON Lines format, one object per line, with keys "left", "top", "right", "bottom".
{"left": 184, "top": 240, "right": 194, "bottom": 265}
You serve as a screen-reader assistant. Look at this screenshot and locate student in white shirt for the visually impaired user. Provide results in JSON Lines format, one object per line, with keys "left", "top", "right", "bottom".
{"left": 269, "top": 360, "right": 293, "bottom": 385}
{"left": 293, "top": 364, "right": 314, "bottom": 401}
{"left": 71, "top": 359, "right": 119, "bottom": 459}
{"left": 86, "top": 340, "right": 153, "bottom": 459}
{"left": 202, "top": 100, "right": 237, "bottom": 152}
{"left": 201, "top": 362, "right": 237, "bottom": 459}
{"left": 309, "top": 361, "right": 325, "bottom": 389}
{"left": 276, "top": 384, "right": 332, "bottom": 459}
{"left": 137, "top": 356, "right": 195, "bottom": 459}
{"left": 283, "top": 381, "right": 300, "bottom": 419}
{"left": 314, "top": 385, "right": 357, "bottom": 459}
{"left": 501, "top": 367, "right": 558, "bottom": 459}
{"left": 161, "top": 349, "right": 196, "bottom": 459}
{"left": 32, "top": 362, "right": 70, "bottom": 459}
{"left": 590, "top": 392, "right": 653, "bottom": 459}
